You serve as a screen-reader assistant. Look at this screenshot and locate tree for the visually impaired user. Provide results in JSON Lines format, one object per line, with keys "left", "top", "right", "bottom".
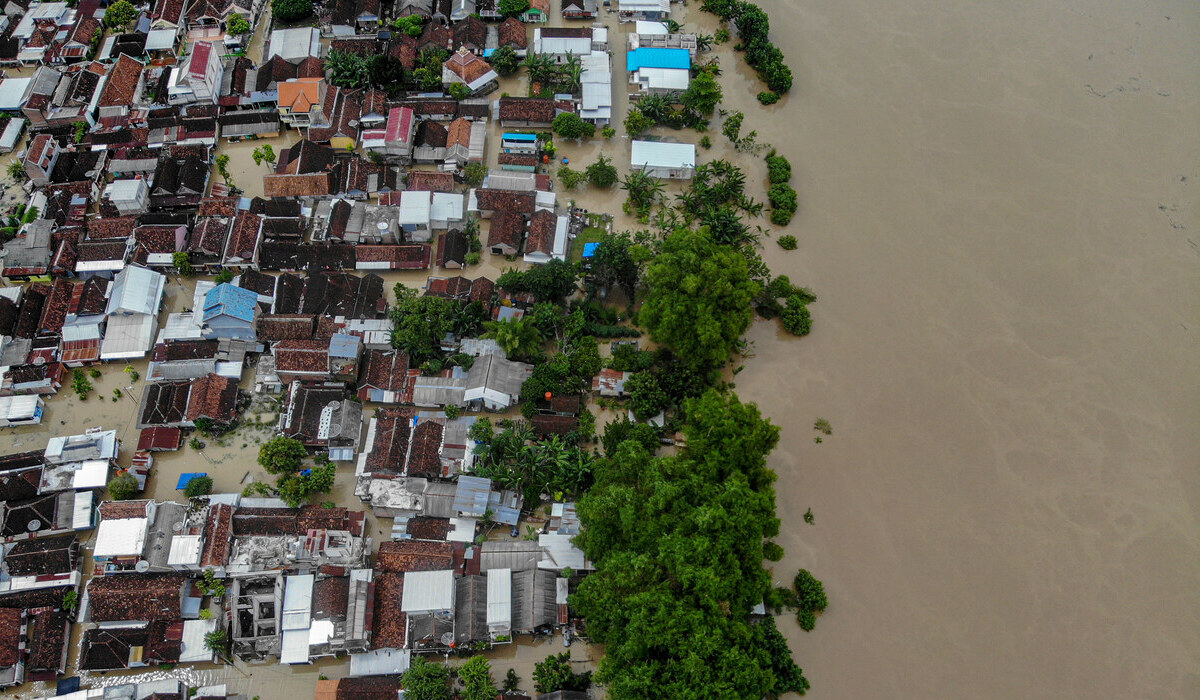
{"left": 325, "top": 50, "right": 370, "bottom": 88}
{"left": 533, "top": 652, "right": 591, "bottom": 694}
{"left": 759, "top": 615, "right": 811, "bottom": 697}
{"left": 553, "top": 112, "right": 595, "bottom": 140}
{"left": 626, "top": 371, "right": 670, "bottom": 420}
{"left": 276, "top": 463, "right": 336, "bottom": 508}
{"left": 103, "top": 0, "right": 137, "bottom": 28}
{"left": 459, "top": 656, "right": 498, "bottom": 700}
{"left": 183, "top": 475, "right": 213, "bottom": 498}
{"left": 392, "top": 14, "right": 424, "bottom": 36}
{"left": 390, "top": 285, "right": 463, "bottom": 362}
{"left": 777, "top": 235, "right": 798, "bottom": 250}
{"left": 482, "top": 317, "right": 543, "bottom": 360}
{"left": 638, "top": 229, "right": 758, "bottom": 370}
{"left": 585, "top": 155, "right": 617, "bottom": 188}
{"left": 588, "top": 233, "right": 640, "bottom": 299}
{"left": 765, "top": 151, "right": 791, "bottom": 184}
{"left": 497, "top": 259, "right": 578, "bottom": 303}
{"left": 680, "top": 70, "right": 722, "bottom": 115}
{"left": 768, "top": 183, "right": 798, "bottom": 225}
{"left": 463, "top": 162, "right": 487, "bottom": 187}
{"left": 722, "top": 110, "right": 744, "bottom": 142}
{"left": 226, "top": 13, "right": 251, "bottom": 35}
{"left": 214, "top": 268, "right": 234, "bottom": 284}
{"left": 779, "top": 295, "right": 812, "bottom": 336}
{"left": 172, "top": 251, "right": 192, "bottom": 276}
{"left": 558, "top": 165, "right": 584, "bottom": 190}
{"left": 601, "top": 418, "right": 659, "bottom": 456}
{"left": 252, "top": 144, "right": 276, "bottom": 167}
{"left": 498, "top": 0, "right": 529, "bottom": 17}
{"left": 257, "top": 436, "right": 307, "bottom": 475}
{"left": 215, "top": 154, "right": 231, "bottom": 184}
{"left": 503, "top": 669, "right": 521, "bottom": 693}
{"left": 623, "top": 107, "right": 653, "bottom": 137}
{"left": 107, "top": 472, "right": 140, "bottom": 500}
{"left": 620, "top": 170, "right": 665, "bottom": 211}
{"left": 368, "top": 54, "right": 408, "bottom": 93}
{"left": 272, "top": 0, "right": 313, "bottom": 22}
{"left": 488, "top": 45, "right": 521, "bottom": 75}
{"left": 400, "top": 656, "right": 451, "bottom": 700}
{"left": 6, "top": 161, "right": 25, "bottom": 181}
{"left": 448, "top": 82, "right": 472, "bottom": 100}
{"left": 204, "top": 629, "right": 228, "bottom": 655}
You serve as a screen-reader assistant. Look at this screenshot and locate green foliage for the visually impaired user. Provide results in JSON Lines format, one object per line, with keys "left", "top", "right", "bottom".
{"left": 463, "top": 162, "right": 487, "bottom": 187}
{"left": 172, "top": 251, "right": 193, "bottom": 276}
{"left": 625, "top": 371, "right": 670, "bottom": 421}
{"left": 468, "top": 416, "right": 494, "bottom": 444}
{"left": 601, "top": 125, "right": 616, "bottom": 138}
{"left": 496, "top": 259, "right": 578, "bottom": 303}
{"left": 103, "top": 0, "right": 137, "bottom": 28}
{"left": 722, "top": 110, "right": 744, "bottom": 143}
{"left": 699, "top": 134, "right": 712, "bottom": 149}
{"left": 464, "top": 251, "right": 481, "bottom": 265}
{"left": 777, "top": 234, "right": 798, "bottom": 250}
{"left": 792, "top": 569, "right": 828, "bottom": 631}
{"left": 414, "top": 48, "right": 450, "bottom": 91}
{"left": 107, "top": 472, "right": 139, "bottom": 500}
{"left": 759, "top": 615, "right": 811, "bottom": 696}
{"left": 226, "top": 13, "right": 251, "bottom": 35}
{"left": 252, "top": 144, "right": 276, "bottom": 167}
{"left": 503, "top": 668, "right": 521, "bottom": 693}
{"left": 444, "top": 404, "right": 460, "bottom": 419}
{"left": 6, "top": 160, "right": 24, "bottom": 181}
{"left": 215, "top": 154, "right": 231, "bottom": 185}
{"left": 204, "top": 629, "right": 227, "bottom": 655}
{"left": 257, "top": 436, "right": 307, "bottom": 475}
{"left": 557, "top": 165, "right": 584, "bottom": 190}
{"left": 763, "top": 541, "right": 785, "bottom": 561}
{"left": 368, "top": 54, "right": 408, "bottom": 94}
{"left": 474, "top": 427, "right": 594, "bottom": 503}
{"left": 768, "top": 183, "right": 798, "bottom": 225}
{"left": 214, "top": 268, "right": 234, "bottom": 284}
{"left": 498, "top": 0, "right": 529, "bottom": 16}
{"left": 325, "top": 50, "right": 370, "bottom": 89}
{"left": 62, "top": 589, "right": 79, "bottom": 613}
{"left": 448, "top": 82, "right": 472, "bottom": 100}
{"left": 714, "top": 27, "right": 730, "bottom": 43}
{"left": 488, "top": 45, "right": 521, "bottom": 75}
{"left": 242, "top": 482, "right": 274, "bottom": 498}
{"left": 765, "top": 151, "right": 791, "bottom": 184}
{"left": 585, "top": 155, "right": 617, "bottom": 188}
{"left": 183, "top": 475, "right": 213, "bottom": 498}
{"left": 276, "top": 463, "right": 336, "bottom": 508}
{"left": 803, "top": 507, "right": 814, "bottom": 524}
{"left": 392, "top": 14, "right": 425, "bottom": 36}
{"left": 390, "top": 285, "right": 479, "bottom": 362}
{"left": 639, "top": 229, "right": 758, "bottom": 370}
{"left": 458, "top": 656, "right": 497, "bottom": 700}
{"left": 814, "top": 418, "right": 831, "bottom": 435}
{"left": 620, "top": 170, "right": 664, "bottom": 213}
{"left": 623, "top": 107, "right": 653, "bottom": 137}
{"left": 573, "top": 390, "right": 797, "bottom": 698}
{"left": 553, "top": 112, "right": 595, "bottom": 140}
{"left": 124, "top": 365, "right": 139, "bottom": 382}
{"left": 198, "top": 570, "right": 226, "bottom": 598}
{"left": 400, "top": 656, "right": 451, "bottom": 700}
{"left": 757, "top": 90, "right": 781, "bottom": 105}
{"left": 71, "top": 368, "right": 93, "bottom": 398}
{"left": 601, "top": 417, "right": 659, "bottom": 456}
{"left": 608, "top": 343, "right": 654, "bottom": 372}
{"left": 271, "top": 0, "right": 313, "bottom": 22}
{"left": 533, "top": 652, "right": 592, "bottom": 694}
{"left": 189, "top": 438, "right": 204, "bottom": 450}
{"left": 483, "top": 317, "right": 544, "bottom": 360}
{"left": 73, "top": 121, "right": 88, "bottom": 144}
{"left": 680, "top": 69, "right": 722, "bottom": 115}
{"left": 780, "top": 295, "right": 812, "bottom": 335}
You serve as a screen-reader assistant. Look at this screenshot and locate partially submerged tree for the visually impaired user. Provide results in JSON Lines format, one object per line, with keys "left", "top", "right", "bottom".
{"left": 107, "top": 472, "right": 140, "bottom": 500}
{"left": 257, "top": 436, "right": 307, "bottom": 475}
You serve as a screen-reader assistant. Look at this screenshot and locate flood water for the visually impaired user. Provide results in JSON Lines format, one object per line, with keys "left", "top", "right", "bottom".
{"left": 730, "top": 1, "right": 1200, "bottom": 697}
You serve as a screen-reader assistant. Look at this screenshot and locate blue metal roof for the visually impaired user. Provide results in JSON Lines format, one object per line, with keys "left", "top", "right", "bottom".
{"left": 328, "top": 332, "right": 361, "bottom": 358}
{"left": 203, "top": 283, "right": 258, "bottom": 323}
{"left": 502, "top": 132, "right": 539, "bottom": 142}
{"left": 626, "top": 47, "right": 690, "bottom": 71}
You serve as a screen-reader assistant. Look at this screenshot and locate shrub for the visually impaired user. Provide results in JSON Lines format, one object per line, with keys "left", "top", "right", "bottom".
{"left": 777, "top": 235, "right": 798, "bottom": 250}
{"left": 448, "top": 82, "right": 471, "bottom": 100}
{"left": 226, "top": 13, "right": 250, "bottom": 35}
{"left": 757, "top": 91, "right": 781, "bottom": 105}
{"left": 553, "top": 112, "right": 595, "bottom": 140}
{"left": 601, "top": 125, "right": 616, "bottom": 138}
{"left": 533, "top": 652, "right": 592, "bottom": 694}
{"left": 444, "top": 404, "right": 461, "bottom": 419}
{"left": 765, "top": 151, "right": 791, "bottom": 184}
{"left": 699, "top": 135, "right": 712, "bottom": 149}
{"left": 768, "top": 183, "right": 798, "bottom": 225}
{"left": 258, "top": 436, "right": 307, "bottom": 474}
{"left": 558, "top": 166, "right": 585, "bottom": 190}
{"left": 780, "top": 296, "right": 812, "bottom": 336}
{"left": 465, "top": 251, "right": 481, "bottom": 265}
{"left": 272, "top": 0, "right": 313, "bottom": 22}
{"left": 89, "top": 368, "right": 102, "bottom": 379}
{"left": 107, "top": 472, "right": 139, "bottom": 500}
{"left": 585, "top": 156, "right": 618, "bottom": 188}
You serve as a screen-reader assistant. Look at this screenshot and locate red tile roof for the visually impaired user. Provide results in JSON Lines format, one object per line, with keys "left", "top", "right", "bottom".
{"left": 375, "top": 539, "right": 454, "bottom": 573}
{"left": 273, "top": 339, "right": 329, "bottom": 373}
{"left": 487, "top": 212, "right": 526, "bottom": 250}
{"left": 406, "top": 170, "right": 455, "bottom": 192}
{"left": 86, "top": 573, "right": 186, "bottom": 622}
{"left": 137, "top": 426, "right": 182, "bottom": 451}
{"left": 98, "top": 54, "right": 143, "bottom": 108}
{"left": 184, "top": 373, "right": 239, "bottom": 422}
{"left": 474, "top": 188, "right": 535, "bottom": 214}
{"left": 525, "top": 209, "right": 557, "bottom": 255}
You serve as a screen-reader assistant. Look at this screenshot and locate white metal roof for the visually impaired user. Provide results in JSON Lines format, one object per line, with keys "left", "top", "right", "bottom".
{"left": 398, "top": 190, "right": 432, "bottom": 224}
{"left": 0, "top": 78, "right": 32, "bottom": 111}
{"left": 282, "top": 573, "right": 315, "bottom": 629}
{"left": 144, "top": 28, "right": 176, "bottom": 51}
{"left": 106, "top": 265, "right": 165, "bottom": 316}
{"left": 167, "top": 534, "right": 202, "bottom": 566}
{"left": 72, "top": 460, "right": 111, "bottom": 489}
{"left": 268, "top": 28, "right": 321, "bottom": 62}
{"left": 178, "top": 618, "right": 217, "bottom": 662}
{"left": 448, "top": 517, "right": 476, "bottom": 543}
{"left": 0, "top": 117, "right": 24, "bottom": 150}
{"left": 637, "top": 66, "right": 690, "bottom": 91}
{"left": 636, "top": 20, "right": 669, "bottom": 35}
{"left": 280, "top": 629, "right": 310, "bottom": 664}
{"left": 0, "top": 394, "right": 40, "bottom": 421}
{"left": 486, "top": 568, "right": 511, "bottom": 627}
{"left": 100, "top": 313, "right": 156, "bottom": 360}
{"left": 535, "top": 35, "right": 591, "bottom": 56}
{"left": 105, "top": 178, "right": 147, "bottom": 203}
{"left": 631, "top": 140, "right": 696, "bottom": 169}
{"left": 401, "top": 569, "right": 455, "bottom": 612}
{"left": 93, "top": 517, "right": 149, "bottom": 557}
{"left": 349, "top": 648, "right": 411, "bottom": 677}
{"left": 71, "top": 490, "right": 94, "bottom": 529}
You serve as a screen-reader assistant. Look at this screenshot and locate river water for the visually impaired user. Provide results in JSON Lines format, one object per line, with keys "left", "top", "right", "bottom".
{"left": 728, "top": 0, "right": 1199, "bottom": 697}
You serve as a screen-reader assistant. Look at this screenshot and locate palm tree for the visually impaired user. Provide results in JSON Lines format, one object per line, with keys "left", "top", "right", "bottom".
{"left": 696, "top": 34, "right": 714, "bottom": 52}
{"left": 521, "top": 53, "right": 557, "bottom": 87}
{"left": 636, "top": 94, "right": 671, "bottom": 123}
{"left": 621, "top": 170, "right": 666, "bottom": 210}
{"left": 482, "top": 317, "right": 543, "bottom": 360}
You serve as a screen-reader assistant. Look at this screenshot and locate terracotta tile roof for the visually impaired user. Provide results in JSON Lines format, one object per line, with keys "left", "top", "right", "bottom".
{"left": 197, "top": 197, "right": 237, "bottom": 217}
{"left": 487, "top": 212, "right": 526, "bottom": 250}
{"left": 151, "top": 339, "right": 219, "bottom": 362}
{"left": 86, "top": 573, "right": 186, "bottom": 622}
{"left": 5, "top": 536, "right": 76, "bottom": 576}
{"left": 184, "top": 373, "right": 240, "bottom": 422}
{"left": 498, "top": 153, "right": 539, "bottom": 168}
{"left": 330, "top": 38, "right": 377, "bottom": 56}
{"left": 436, "top": 230, "right": 468, "bottom": 267}
{"left": 407, "top": 420, "right": 444, "bottom": 478}
{"left": 363, "top": 407, "right": 413, "bottom": 474}
{"left": 68, "top": 15, "right": 102, "bottom": 47}
{"left": 361, "top": 88, "right": 387, "bottom": 116}
{"left": 133, "top": 225, "right": 182, "bottom": 264}
{"left": 298, "top": 504, "right": 358, "bottom": 533}
{"left": 152, "top": 0, "right": 187, "bottom": 24}
{"left": 525, "top": 209, "right": 557, "bottom": 255}
{"left": 499, "top": 17, "right": 527, "bottom": 48}
{"left": 370, "top": 572, "right": 405, "bottom": 648}
{"left": 406, "top": 170, "right": 455, "bottom": 192}
{"left": 497, "top": 97, "right": 555, "bottom": 124}
{"left": 354, "top": 244, "right": 431, "bottom": 269}
{"left": 531, "top": 414, "right": 579, "bottom": 436}
{"left": 188, "top": 216, "right": 230, "bottom": 256}
{"left": 25, "top": 609, "right": 68, "bottom": 673}
{"left": 238, "top": 269, "right": 276, "bottom": 298}
{"left": 137, "top": 426, "right": 182, "bottom": 451}
{"left": 443, "top": 47, "right": 493, "bottom": 84}
{"left": 199, "top": 503, "right": 233, "bottom": 569}
{"left": 388, "top": 35, "right": 418, "bottom": 71}
{"left": 98, "top": 54, "right": 143, "bottom": 108}
{"left": 223, "top": 209, "right": 261, "bottom": 262}
{"left": 38, "top": 278, "right": 73, "bottom": 334}
{"left": 0, "top": 608, "right": 22, "bottom": 666}
{"left": 312, "top": 576, "right": 349, "bottom": 619}
{"left": 417, "top": 22, "right": 451, "bottom": 52}
{"left": 415, "top": 119, "right": 447, "bottom": 148}
{"left": 376, "top": 540, "right": 454, "bottom": 573}
{"left": 475, "top": 188, "right": 536, "bottom": 214}
{"left": 257, "top": 314, "right": 318, "bottom": 341}
{"left": 401, "top": 98, "right": 457, "bottom": 119}
{"left": 278, "top": 77, "right": 324, "bottom": 114}
{"left": 263, "top": 172, "right": 335, "bottom": 198}
{"left": 359, "top": 349, "right": 410, "bottom": 393}
{"left": 405, "top": 516, "right": 451, "bottom": 541}
{"left": 86, "top": 216, "right": 138, "bottom": 240}
{"left": 98, "top": 499, "right": 152, "bottom": 520}
{"left": 273, "top": 339, "right": 329, "bottom": 373}
{"left": 232, "top": 507, "right": 297, "bottom": 536}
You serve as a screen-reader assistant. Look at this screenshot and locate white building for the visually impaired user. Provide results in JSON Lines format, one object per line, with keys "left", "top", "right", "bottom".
{"left": 268, "top": 28, "right": 322, "bottom": 62}
{"left": 397, "top": 190, "right": 432, "bottom": 242}
{"left": 630, "top": 140, "right": 696, "bottom": 179}
{"left": 101, "top": 266, "right": 166, "bottom": 361}
{"left": 168, "top": 41, "right": 224, "bottom": 105}
{"left": 104, "top": 178, "right": 151, "bottom": 215}
{"left": 579, "top": 51, "right": 613, "bottom": 124}
{"left": 0, "top": 395, "right": 43, "bottom": 427}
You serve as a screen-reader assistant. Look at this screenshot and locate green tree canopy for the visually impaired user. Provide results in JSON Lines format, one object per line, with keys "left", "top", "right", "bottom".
{"left": 325, "top": 50, "right": 370, "bottom": 88}
{"left": 498, "top": 0, "right": 530, "bottom": 17}
{"left": 183, "top": 475, "right": 213, "bottom": 498}
{"left": 390, "top": 284, "right": 473, "bottom": 363}
{"left": 276, "top": 463, "right": 336, "bottom": 508}
{"left": 488, "top": 45, "right": 521, "bottom": 75}
{"left": 680, "top": 69, "right": 722, "bottom": 115}
{"left": 496, "top": 259, "right": 578, "bottom": 303}
{"left": 272, "top": 0, "right": 314, "bottom": 22}
{"left": 533, "top": 652, "right": 592, "bottom": 694}
{"left": 553, "top": 112, "right": 595, "bottom": 140}
{"left": 392, "top": 14, "right": 424, "bottom": 36}
{"left": 458, "top": 656, "right": 498, "bottom": 700}
{"left": 638, "top": 228, "right": 758, "bottom": 370}
{"left": 257, "top": 436, "right": 307, "bottom": 475}
{"left": 103, "top": 0, "right": 137, "bottom": 28}
{"left": 585, "top": 155, "right": 618, "bottom": 188}
{"left": 482, "top": 317, "right": 544, "bottom": 360}
{"left": 107, "top": 472, "right": 140, "bottom": 500}
{"left": 226, "top": 13, "right": 251, "bottom": 35}
{"left": 400, "top": 656, "right": 451, "bottom": 700}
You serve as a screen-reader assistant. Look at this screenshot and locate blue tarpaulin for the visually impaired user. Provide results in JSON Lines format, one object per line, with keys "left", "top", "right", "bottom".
{"left": 177, "top": 472, "right": 207, "bottom": 489}
{"left": 582, "top": 242, "right": 600, "bottom": 258}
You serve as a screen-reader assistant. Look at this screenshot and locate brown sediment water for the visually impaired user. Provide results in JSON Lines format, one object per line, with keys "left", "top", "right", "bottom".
{"left": 722, "top": 1, "right": 1198, "bottom": 697}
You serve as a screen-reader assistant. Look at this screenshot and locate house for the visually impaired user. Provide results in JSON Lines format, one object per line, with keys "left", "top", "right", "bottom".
{"left": 486, "top": 212, "right": 525, "bottom": 256}
{"left": 464, "top": 354, "right": 532, "bottom": 410}
{"left": 356, "top": 349, "right": 412, "bottom": 403}
{"left": 521, "top": 0, "right": 549, "bottom": 22}
{"left": 273, "top": 340, "right": 331, "bottom": 383}
{"left": 496, "top": 97, "right": 556, "bottom": 128}
{"left": 441, "top": 47, "right": 498, "bottom": 96}
{"left": 444, "top": 116, "right": 486, "bottom": 166}
{"left": 561, "top": 0, "right": 597, "bottom": 19}
{"left": 219, "top": 109, "right": 281, "bottom": 140}
{"left": 523, "top": 210, "right": 568, "bottom": 264}
{"left": 627, "top": 47, "right": 690, "bottom": 94}
{"left": 0, "top": 395, "right": 44, "bottom": 427}
{"left": 94, "top": 53, "right": 145, "bottom": 120}
{"left": 436, "top": 230, "right": 468, "bottom": 269}
{"left": 501, "top": 131, "right": 538, "bottom": 155}
{"left": 279, "top": 570, "right": 374, "bottom": 664}
{"left": 101, "top": 266, "right": 166, "bottom": 361}
{"left": 617, "top": 0, "right": 669, "bottom": 22}
{"left": 629, "top": 21, "right": 698, "bottom": 55}
{"left": 56, "top": 14, "right": 102, "bottom": 64}
{"left": 307, "top": 85, "right": 360, "bottom": 150}
{"left": 592, "top": 367, "right": 631, "bottom": 396}
{"left": 22, "top": 133, "right": 58, "bottom": 185}
{"left": 202, "top": 283, "right": 258, "bottom": 340}
{"left": 91, "top": 500, "right": 190, "bottom": 572}
{"left": 278, "top": 381, "right": 363, "bottom": 457}
{"left": 0, "top": 221, "right": 54, "bottom": 280}
{"left": 532, "top": 27, "right": 591, "bottom": 61}
{"left": 630, "top": 139, "right": 695, "bottom": 179}
{"left": 406, "top": 170, "right": 455, "bottom": 193}
{"left": 397, "top": 190, "right": 433, "bottom": 242}
{"left": 40, "top": 427, "right": 118, "bottom": 494}
{"left": 411, "top": 121, "right": 447, "bottom": 164}
{"left": 168, "top": 41, "right": 225, "bottom": 104}
{"left": 150, "top": 153, "right": 210, "bottom": 208}
{"left": 268, "top": 27, "right": 322, "bottom": 61}
{"left": 469, "top": 188, "right": 536, "bottom": 219}
{"left": 277, "top": 77, "right": 327, "bottom": 128}
{"left": 83, "top": 571, "right": 190, "bottom": 622}
{"left": 104, "top": 178, "right": 151, "bottom": 215}
{"left": 361, "top": 106, "right": 415, "bottom": 162}
{"left": 136, "top": 373, "right": 240, "bottom": 428}
{"left": 579, "top": 50, "right": 612, "bottom": 124}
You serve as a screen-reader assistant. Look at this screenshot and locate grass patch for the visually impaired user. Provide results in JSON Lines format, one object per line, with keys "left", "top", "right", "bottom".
{"left": 571, "top": 226, "right": 607, "bottom": 263}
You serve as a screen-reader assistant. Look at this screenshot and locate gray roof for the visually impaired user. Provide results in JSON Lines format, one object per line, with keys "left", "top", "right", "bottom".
{"left": 453, "top": 475, "right": 491, "bottom": 517}
{"left": 479, "top": 541, "right": 542, "bottom": 572}
{"left": 2, "top": 220, "right": 54, "bottom": 271}
{"left": 510, "top": 568, "right": 556, "bottom": 633}
{"left": 454, "top": 575, "right": 488, "bottom": 644}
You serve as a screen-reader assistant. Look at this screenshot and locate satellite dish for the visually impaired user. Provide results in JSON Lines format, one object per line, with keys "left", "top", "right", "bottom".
{"left": 171, "top": 522, "right": 184, "bottom": 533}
{"left": 26, "top": 519, "right": 41, "bottom": 531}
{"left": 440, "top": 632, "right": 455, "bottom": 647}
{"left": 135, "top": 560, "right": 150, "bottom": 573}
{"left": 32, "top": 356, "right": 45, "bottom": 366}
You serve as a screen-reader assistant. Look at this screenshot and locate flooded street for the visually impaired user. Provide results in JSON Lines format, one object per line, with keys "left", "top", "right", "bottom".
{"left": 733, "top": 1, "right": 1200, "bottom": 698}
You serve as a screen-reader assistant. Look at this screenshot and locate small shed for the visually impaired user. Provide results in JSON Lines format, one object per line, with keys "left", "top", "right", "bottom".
{"left": 630, "top": 140, "right": 696, "bottom": 180}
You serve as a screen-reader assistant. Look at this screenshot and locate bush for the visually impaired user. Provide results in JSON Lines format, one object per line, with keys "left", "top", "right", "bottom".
{"left": 533, "top": 652, "right": 592, "bottom": 694}
{"left": 768, "top": 183, "right": 798, "bottom": 225}
{"left": 103, "top": 0, "right": 137, "bottom": 27}
{"left": 226, "top": 13, "right": 250, "bottom": 35}
{"left": 444, "top": 404, "right": 461, "bottom": 419}
{"left": 465, "top": 251, "right": 481, "bottom": 265}
{"left": 108, "top": 472, "right": 140, "bottom": 500}
{"left": 553, "top": 112, "right": 595, "bottom": 140}
{"left": 585, "top": 156, "right": 618, "bottom": 188}
{"left": 448, "top": 82, "right": 471, "bottom": 100}
{"left": 699, "top": 135, "right": 712, "bottom": 149}
{"left": 601, "top": 125, "right": 616, "bottom": 138}
{"left": 183, "top": 475, "right": 213, "bottom": 498}
{"left": 765, "top": 152, "right": 791, "bottom": 184}
{"left": 463, "top": 162, "right": 487, "bottom": 187}
{"left": 558, "top": 166, "right": 584, "bottom": 190}
{"left": 763, "top": 541, "right": 785, "bottom": 561}
{"left": 272, "top": 0, "right": 313, "bottom": 22}
{"left": 258, "top": 436, "right": 307, "bottom": 474}
{"left": 757, "top": 91, "right": 781, "bottom": 105}
{"left": 780, "top": 296, "right": 812, "bottom": 336}
{"left": 777, "top": 235, "right": 797, "bottom": 250}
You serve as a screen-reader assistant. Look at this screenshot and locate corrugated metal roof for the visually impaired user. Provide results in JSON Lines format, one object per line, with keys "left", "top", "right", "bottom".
{"left": 203, "top": 283, "right": 258, "bottom": 323}
{"left": 630, "top": 140, "right": 696, "bottom": 169}
{"left": 453, "top": 475, "right": 492, "bottom": 516}
{"left": 93, "top": 517, "right": 148, "bottom": 557}
{"left": 106, "top": 265, "right": 165, "bottom": 316}
{"left": 401, "top": 569, "right": 454, "bottom": 612}
{"left": 626, "top": 47, "right": 690, "bottom": 71}
{"left": 487, "top": 568, "right": 511, "bottom": 628}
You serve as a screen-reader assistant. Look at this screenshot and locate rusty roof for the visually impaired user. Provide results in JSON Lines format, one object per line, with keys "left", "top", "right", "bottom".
{"left": 0, "top": 609, "right": 22, "bottom": 666}
{"left": 475, "top": 188, "right": 535, "bottom": 214}
{"left": 375, "top": 539, "right": 453, "bottom": 573}
{"left": 405, "top": 516, "right": 452, "bottom": 541}
{"left": 185, "top": 373, "right": 239, "bottom": 422}
{"left": 525, "top": 209, "right": 557, "bottom": 255}
{"left": 370, "top": 572, "right": 405, "bottom": 649}
{"left": 98, "top": 54, "right": 143, "bottom": 108}
{"left": 407, "top": 170, "right": 455, "bottom": 192}
{"left": 257, "top": 314, "right": 318, "bottom": 341}
{"left": 363, "top": 407, "right": 413, "bottom": 475}
{"left": 273, "top": 339, "right": 329, "bottom": 373}
{"left": 487, "top": 212, "right": 526, "bottom": 249}
{"left": 359, "top": 349, "right": 410, "bottom": 393}
{"left": 199, "top": 502, "right": 233, "bottom": 569}
{"left": 86, "top": 573, "right": 186, "bottom": 622}
{"left": 499, "top": 17, "right": 527, "bottom": 48}
{"left": 407, "top": 420, "right": 444, "bottom": 478}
